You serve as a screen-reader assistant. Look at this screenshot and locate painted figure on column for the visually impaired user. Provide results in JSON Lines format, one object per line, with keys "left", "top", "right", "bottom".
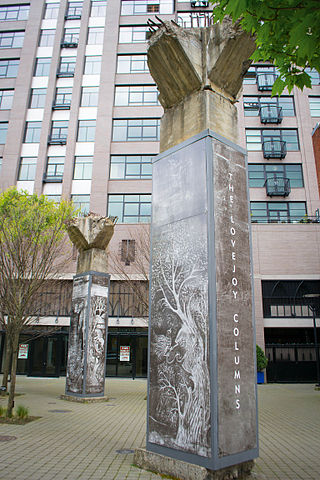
{"left": 64, "top": 213, "right": 116, "bottom": 398}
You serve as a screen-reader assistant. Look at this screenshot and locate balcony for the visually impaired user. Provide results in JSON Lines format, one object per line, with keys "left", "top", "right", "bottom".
{"left": 191, "top": 1, "right": 209, "bottom": 6}
{"left": 259, "top": 104, "right": 283, "bottom": 124}
{"left": 52, "top": 100, "right": 71, "bottom": 110}
{"left": 61, "top": 40, "right": 78, "bottom": 48}
{"left": 56, "top": 70, "right": 75, "bottom": 78}
{"left": 256, "top": 73, "right": 278, "bottom": 91}
{"left": 48, "top": 134, "right": 67, "bottom": 145}
{"left": 262, "top": 139, "right": 287, "bottom": 159}
{"left": 43, "top": 173, "right": 63, "bottom": 183}
{"left": 265, "top": 177, "right": 291, "bottom": 197}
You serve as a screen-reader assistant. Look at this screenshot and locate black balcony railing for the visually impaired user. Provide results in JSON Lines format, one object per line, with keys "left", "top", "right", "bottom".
{"left": 265, "top": 177, "right": 291, "bottom": 197}
{"left": 259, "top": 104, "right": 283, "bottom": 124}
{"left": 256, "top": 73, "right": 278, "bottom": 91}
{"left": 262, "top": 139, "right": 287, "bottom": 159}
{"left": 191, "top": 1, "right": 209, "bottom": 7}
{"left": 48, "top": 134, "right": 67, "bottom": 145}
{"left": 52, "top": 100, "right": 71, "bottom": 110}
{"left": 61, "top": 40, "right": 78, "bottom": 48}
{"left": 251, "top": 215, "right": 319, "bottom": 224}
{"left": 57, "top": 70, "right": 75, "bottom": 77}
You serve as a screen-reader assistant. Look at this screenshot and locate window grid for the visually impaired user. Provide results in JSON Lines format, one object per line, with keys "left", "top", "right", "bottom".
{"left": 112, "top": 119, "right": 160, "bottom": 142}
{"left": 0, "top": 122, "right": 8, "bottom": 143}
{"left": 0, "top": 4, "right": 29, "bottom": 21}
{"left": 108, "top": 194, "right": 152, "bottom": 223}
{"left": 81, "top": 86, "right": 99, "bottom": 106}
{"left": 90, "top": 0, "right": 107, "bottom": 17}
{"left": 0, "top": 58, "right": 19, "bottom": 77}
{"left": 119, "top": 25, "right": 148, "bottom": 43}
{"left": 24, "top": 121, "right": 42, "bottom": 143}
{"left": 87, "top": 27, "right": 104, "bottom": 45}
{"left": 29, "top": 88, "right": 47, "bottom": 108}
{"left": 62, "top": 28, "right": 79, "bottom": 45}
{"left": 44, "top": 3, "right": 59, "bottom": 19}
{"left": 34, "top": 58, "right": 51, "bottom": 77}
{"left": 18, "top": 157, "right": 37, "bottom": 180}
{"left": 0, "top": 31, "right": 24, "bottom": 49}
{"left": 309, "top": 97, "right": 320, "bottom": 117}
{"left": 50, "top": 121, "right": 68, "bottom": 140}
{"left": 250, "top": 202, "right": 307, "bottom": 223}
{"left": 114, "top": 85, "right": 159, "bottom": 106}
{"left": 58, "top": 57, "right": 76, "bottom": 75}
{"left": 39, "top": 29, "right": 55, "bottom": 47}
{"left": 246, "top": 129, "right": 299, "bottom": 151}
{"left": 0, "top": 90, "right": 14, "bottom": 109}
{"left": 84, "top": 56, "right": 101, "bottom": 75}
{"left": 77, "top": 120, "right": 96, "bottom": 142}
{"left": 121, "top": 0, "right": 173, "bottom": 15}
{"left": 243, "top": 96, "right": 295, "bottom": 117}
{"left": 66, "top": 2, "right": 82, "bottom": 18}
{"left": 55, "top": 87, "right": 72, "bottom": 106}
{"left": 243, "top": 65, "right": 278, "bottom": 85}
{"left": 248, "top": 164, "right": 304, "bottom": 188}
{"left": 71, "top": 194, "right": 90, "bottom": 215}
{"left": 110, "top": 155, "right": 153, "bottom": 179}
{"left": 46, "top": 157, "right": 64, "bottom": 178}
{"left": 73, "top": 156, "right": 93, "bottom": 179}
{"left": 117, "top": 55, "right": 148, "bottom": 74}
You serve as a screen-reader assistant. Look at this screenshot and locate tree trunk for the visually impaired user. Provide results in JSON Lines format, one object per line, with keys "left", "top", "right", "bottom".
{"left": 6, "top": 332, "right": 19, "bottom": 417}
{"left": 1, "top": 334, "right": 12, "bottom": 391}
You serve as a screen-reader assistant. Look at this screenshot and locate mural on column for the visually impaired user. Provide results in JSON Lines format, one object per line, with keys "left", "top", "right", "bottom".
{"left": 149, "top": 214, "right": 211, "bottom": 457}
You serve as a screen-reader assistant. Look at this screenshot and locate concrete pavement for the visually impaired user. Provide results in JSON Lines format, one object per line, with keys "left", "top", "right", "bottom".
{"left": 0, "top": 377, "right": 319, "bottom": 480}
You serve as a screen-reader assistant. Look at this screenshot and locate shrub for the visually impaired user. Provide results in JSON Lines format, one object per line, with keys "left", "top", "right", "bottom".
{"left": 0, "top": 405, "right": 6, "bottom": 417}
{"left": 256, "top": 345, "right": 268, "bottom": 372}
{"left": 15, "top": 405, "right": 29, "bottom": 419}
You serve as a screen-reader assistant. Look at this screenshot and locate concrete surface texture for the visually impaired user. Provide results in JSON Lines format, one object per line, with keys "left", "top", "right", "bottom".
{"left": 0, "top": 377, "right": 319, "bottom": 480}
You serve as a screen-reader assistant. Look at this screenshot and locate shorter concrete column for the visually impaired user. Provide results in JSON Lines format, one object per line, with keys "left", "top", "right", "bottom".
{"left": 64, "top": 214, "right": 116, "bottom": 399}
{"left": 66, "top": 271, "right": 110, "bottom": 397}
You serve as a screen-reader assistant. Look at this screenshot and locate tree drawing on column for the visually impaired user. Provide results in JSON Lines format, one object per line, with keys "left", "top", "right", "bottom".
{"left": 149, "top": 219, "right": 211, "bottom": 456}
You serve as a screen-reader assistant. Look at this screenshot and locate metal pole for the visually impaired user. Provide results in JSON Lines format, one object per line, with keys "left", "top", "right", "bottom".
{"left": 311, "top": 305, "right": 320, "bottom": 387}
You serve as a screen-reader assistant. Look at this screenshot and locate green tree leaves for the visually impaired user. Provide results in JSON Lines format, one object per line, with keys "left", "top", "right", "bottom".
{"left": 211, "top": 0, "right": 320, "bottom": 94}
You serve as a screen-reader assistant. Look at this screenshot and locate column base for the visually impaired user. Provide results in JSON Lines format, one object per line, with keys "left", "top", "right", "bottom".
{"left": 133, "top": 448, "right": 254, "bottom": 480}
{"left": 60, "top": 394, "right": 109, "bottom": 403}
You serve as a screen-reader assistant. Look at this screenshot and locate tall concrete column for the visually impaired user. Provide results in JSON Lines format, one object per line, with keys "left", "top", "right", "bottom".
{"left": 63, "top": 214, "right": 116, "bottom": 399}
{"left": 134, "top": 20, "right": 258, "bottom": 479}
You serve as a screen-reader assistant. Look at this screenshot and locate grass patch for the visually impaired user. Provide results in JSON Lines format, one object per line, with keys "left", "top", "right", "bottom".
{"left": 0, "top": 404, "right": 40, "bottom": 424}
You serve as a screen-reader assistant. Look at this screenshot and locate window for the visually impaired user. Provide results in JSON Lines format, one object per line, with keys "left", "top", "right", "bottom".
{"left": 84, "top": 56, "right": 101, "bottom": 75}
{"left": 248, "top": 164, "right": 304, "bottom": 188}
{"left": 0, "top": 157, "right": 2, "bottom": 174}
{"left": 120, "top": 0, "right": 173, "bottom": 15}
{"left": 243, "top": 65, "right": 278, "bottom": 86}
{"left": 57, "top": 57, "right": 76, "bottom": 76}
{"left": 66, "top": 1, "right": 82, "bottom": 18}
{"left": 49, "top": 120, "right": 68, "bottom": 142}
{"left": 73, "top": 156, "right": 93, "bottom": 179}
{"left": 77, "top": 120, "right": 96, "bottom": 142}
{"left": 71, "top": 194, "right": 90, "bottom": 215}
{"left": 29, "top": 88, "right": 47, "bottom": 108}
{"left": 114, "top": 85, "right": 159, "bottom": 106}
{"left": 34, "top": 58, "right": 51, "bottom": 76}
{"left": 44, "top": 3, "right": 59, "bottom": 19}
{"left": 54, "top": 87, "right": 72, "bottom": 107}
{"left": 243, "top": 96, "right": 295, "bottom": 117}
{"left": 45, "top": 157, "right": 64, "bottom": 180}
{"left": 250, "top": 201, "right": 306, "bottom": 223}
{"left": 176, "top": 12, "right": 212, "bottom": 28}
{"left": 108, "top": 194, "right": 151, "bottom": 223}
{"left": 62, "top": 28, "right": 79, "bottom": 46}
{"left": 306, "top": 68, "right": 320, "bottom": 86}
{"left": 24, "top": 121, "right": 42, "bottom": 143}
{"left": 18, "top": 157, "right": 37, "bottom": 180}
{"left": 119, "top": 25, "right": 148, "bottom": 43}
{"left": 0, "top": 58, "right": 19, "bottom": 77}
{"left": 90, "top": 0, "right": 107, "bottom": 17}
{"left": 39, "top": 29, "right": 55, "bottom": 47}
{"left": 0, "top": 90, "right": 14, "bottom": 109}
{"left": 0, "top": 4, "right": 29, "bottom": 21}
{"left": 0, "top": 31, "right": 24, "bottom": 49}
{"left": 0, "top": 122, "right": 8, "bottom": 143}
{"left": 110, "top": 155, "right": 152, "bottom": 179}
{"left": 309, "top": 97, "right": 320, "bottom": 117}
{"left": 246, "top": 129, "right": 299, "bottom": 151}
{"left": 117, "top": 55, "right": 148, "bottom": 74}
{"left": 112, "top": 119, "right": 160, "bottom": 142}
{"left": 87, "top": 27, "right": 104, "bottom": 45}
{"left": 121, "top": 239, "right": 135, "bottom": 265}
{"left": 81, "top": 86, "right": 99, "bottom": 106}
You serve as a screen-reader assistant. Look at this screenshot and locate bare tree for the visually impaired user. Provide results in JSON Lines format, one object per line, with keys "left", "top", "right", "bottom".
{"left": 0, "top": 188, "right": 75, "bottom": 416}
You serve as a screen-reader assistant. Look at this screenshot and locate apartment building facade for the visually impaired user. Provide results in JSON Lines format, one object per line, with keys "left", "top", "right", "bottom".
{"left": 0, "top": 0, "right": 319, "bottom": 381}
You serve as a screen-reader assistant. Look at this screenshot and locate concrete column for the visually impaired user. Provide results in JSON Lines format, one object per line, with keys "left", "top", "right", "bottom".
{"left": 134, "top": 20, "right": 258, "bottom": 478}
{"left": 64, "top": 214, "right": 116, "bottom": 399}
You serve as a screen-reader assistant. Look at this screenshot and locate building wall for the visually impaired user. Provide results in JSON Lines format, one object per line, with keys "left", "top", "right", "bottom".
{"left": 0, "top": 0, "right": 319, "bottom": 362}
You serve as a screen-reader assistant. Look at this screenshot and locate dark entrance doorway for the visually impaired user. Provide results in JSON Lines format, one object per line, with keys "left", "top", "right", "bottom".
{"left": 106, "top": 330, "right": 148, "bottom": 378}
{"left": 28, "top": 335, "right": 68, "bottom": 377}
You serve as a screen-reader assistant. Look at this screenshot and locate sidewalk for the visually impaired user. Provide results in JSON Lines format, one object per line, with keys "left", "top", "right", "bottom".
{"left": 0, "top": 377, "right": 319, "bottom": 480}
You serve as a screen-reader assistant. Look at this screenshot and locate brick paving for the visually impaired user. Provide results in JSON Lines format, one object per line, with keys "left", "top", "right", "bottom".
{"left": 0, "top": 377, "right": 319, "bottom": 480}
